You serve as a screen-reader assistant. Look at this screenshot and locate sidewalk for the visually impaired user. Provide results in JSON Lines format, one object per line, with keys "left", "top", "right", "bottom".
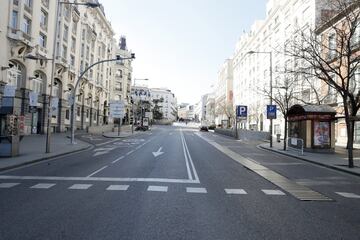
{"left": 259, "top": 140, "right": 360, "bottom": 176}
{"left": 102, "top": 124, "right": 146, "bottom": 138}
{"left": 0, "top": 133, "right": 91, "bottom": 171}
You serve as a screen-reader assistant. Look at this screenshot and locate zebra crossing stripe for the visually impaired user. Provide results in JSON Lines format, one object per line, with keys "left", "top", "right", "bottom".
{"left": 262, "top": 189, "right": 286, "bottom": 195}
{"left": 0, "top": 183, "right": 20, "bottom": 188}
{"left": 68, "top": 184, "right": 92, "bottom": 190}
{"left": 147, "top": 185, "right": 168, "bottom": 192}
{"left": 30, "top": 183, "right": 56, "bottom": 189}
{"left": 335, "top": 192, "right": 360, "bottom": 199}
{"left": 225, "top": 189, "right": 247, "bottom": 194}
{"left": 106, "top": 185, "right": 129, "bottom": 191}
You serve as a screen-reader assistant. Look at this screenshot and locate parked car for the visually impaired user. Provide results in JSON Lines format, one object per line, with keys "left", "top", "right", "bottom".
{"left": 208, "top": 124, "right": 216, "bottom": 130}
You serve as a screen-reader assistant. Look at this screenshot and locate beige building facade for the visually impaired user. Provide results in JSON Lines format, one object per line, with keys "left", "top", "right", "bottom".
{"left": 0, "top": 0, "right": 118, "bottom": 135}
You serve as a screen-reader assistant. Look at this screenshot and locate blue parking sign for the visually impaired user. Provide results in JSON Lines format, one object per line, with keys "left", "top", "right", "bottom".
{"left": 236, "top": 105, "right": 247, "bottom": 118}
{"left": 267, "top": 105, "right": 277, "bottom": 119}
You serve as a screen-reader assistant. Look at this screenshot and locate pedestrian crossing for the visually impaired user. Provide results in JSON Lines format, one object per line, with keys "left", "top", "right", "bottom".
{"left": 1, "top": 182, "right": 359, "bottom": 200}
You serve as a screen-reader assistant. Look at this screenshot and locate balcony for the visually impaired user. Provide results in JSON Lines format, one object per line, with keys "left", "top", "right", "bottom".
{"left": 7, "top": 27, "right": 33, "bottom": 45}
{"left": 24, "top": 4, "right": 32, "bottom": 14}
{"left": 13, "top": 0, "right": 19, "bottom": 6}
{"left": 41, "top": 0, "right": 49, "bottom": 8}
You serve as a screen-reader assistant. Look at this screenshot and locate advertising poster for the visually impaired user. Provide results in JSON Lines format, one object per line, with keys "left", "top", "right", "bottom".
{"left": 314, "top": 121, "right": 330, "bottom": 146}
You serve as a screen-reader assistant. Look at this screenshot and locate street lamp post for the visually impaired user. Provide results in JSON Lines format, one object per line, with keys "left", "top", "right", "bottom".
{"left": 247, "top": 51, "right": 273, "bottom": 148}
{"left": 131, "top": 78, "right": 149, "bottom": 134}
{"left": 70, "top": 55, "right": 135, "bottom": 144}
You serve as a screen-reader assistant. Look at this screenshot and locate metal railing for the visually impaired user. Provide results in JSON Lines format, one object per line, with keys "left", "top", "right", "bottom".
{"left": 287, "top": 137, "right": 304, "bottom": 155}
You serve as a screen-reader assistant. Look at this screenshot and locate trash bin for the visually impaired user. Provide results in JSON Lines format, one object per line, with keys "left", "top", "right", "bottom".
{"left": 276, "top": 134, "right": 281, "bottom": 142}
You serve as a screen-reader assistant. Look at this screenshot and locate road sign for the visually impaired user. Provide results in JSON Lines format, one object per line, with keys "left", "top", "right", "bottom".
{"left": 267, "top": 105, "right": 277, "bottom": 119}
{"left": 50, "top": 97, "right": 59, "bottom": 117}
{"left": 236, "top": 105, "right": 247, "bottom": 119}
{"left": 109, "top": 100, "right": 125, "bottom": 118}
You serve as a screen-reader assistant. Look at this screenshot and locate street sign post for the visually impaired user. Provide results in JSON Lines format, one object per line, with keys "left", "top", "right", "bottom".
{"left": 110, "top": 101, "right": 125, "bottom": 136}
{"left": 267, "top": 105, "right": 277, "bottom": 119}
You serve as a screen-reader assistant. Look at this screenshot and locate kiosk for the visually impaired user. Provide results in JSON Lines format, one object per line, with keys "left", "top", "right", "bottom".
{"left": 287, "top": 104, "right": 336, "bottom": 153}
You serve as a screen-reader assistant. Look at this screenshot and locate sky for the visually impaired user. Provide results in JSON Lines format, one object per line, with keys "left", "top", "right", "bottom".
{"left": 100, "top": 0, "right": 267, "bottom": 104}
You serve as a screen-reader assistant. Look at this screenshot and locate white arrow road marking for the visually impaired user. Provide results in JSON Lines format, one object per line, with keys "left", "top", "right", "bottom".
{"left": 152, "top": 147, "right": 164, "bottom": 157}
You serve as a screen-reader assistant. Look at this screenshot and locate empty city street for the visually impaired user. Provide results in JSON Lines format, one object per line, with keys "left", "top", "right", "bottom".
{"left": 0, "top": 125, "right": 359, "bottom": 240}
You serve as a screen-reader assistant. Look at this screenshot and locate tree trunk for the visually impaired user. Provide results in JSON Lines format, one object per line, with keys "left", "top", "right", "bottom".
{"left": 283, "top": 117, "right": 287, "bottom": 151}
{"left": 344, "top": 104, "right": 355, "bottom": 168}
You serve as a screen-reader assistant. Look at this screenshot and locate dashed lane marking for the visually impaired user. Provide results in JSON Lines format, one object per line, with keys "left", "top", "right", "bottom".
{"left": 186, "top": 187, "right": 207, "bottom": 193}
{"left": 30, "top": 183, "right": 56, "bottom": 189}
{"left": 147, "top": 185, "right": 168, "bottom": 192}
{"left": 106, "top": 185, "right": 129, "bottom": 191}
{"left": 111, "top": 156, "right": 124, "bottom": 164}
{"left": 335, "top": 192, "right": 360, "bottom": 199}
{"left": 0, "top": 183, "right": 20, "bottom": 188}
{"left": 68, "top": 184, "right": 92, "bottom": 190}
{"left": 126, "top": 150, "right": 134, "bottom": 155}
{"left": 262, "top": 189, "right": 286, "bottom": 195}
{"left": 225, "top": 189, "right": 247, "bottom": 195}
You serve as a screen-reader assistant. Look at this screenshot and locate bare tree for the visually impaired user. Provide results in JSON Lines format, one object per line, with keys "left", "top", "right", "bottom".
{"left": 263, "top": 77, "right": 296, "bottom": 151}
{"left": 285, "top": 0, "right": 360, "bottom": 168}
{"left": 216, "top": 102, "right": 235, "bottom": 128}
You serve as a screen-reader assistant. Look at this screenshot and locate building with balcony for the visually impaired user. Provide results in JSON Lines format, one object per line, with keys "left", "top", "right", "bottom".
{"left": 0, "top": 0, "right": 116, "bottom": 134}
{"left": 150, "top": 88, "right": 177, "bottom": 121}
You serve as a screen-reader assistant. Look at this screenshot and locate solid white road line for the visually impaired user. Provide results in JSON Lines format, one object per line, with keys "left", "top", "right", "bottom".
{"left": 112, "top": 156, "right": 124, "bottom": 164}
{"left": 180, "top": 129, "right": 193, "bottom": 180}
{"left": 0, "top": 183, "right": 20, "bottom": 188}
{"left": 30, "top": 183, "right": 56, "bottom": 189}
{"left": 68, "top": 184, "right": 92, "bottom": 190}
{"left": 335, "top": 192, "right": 360, "bottom": 199}
{"left": 106, "top": 185, "right": 129, "bottom": 191}
{"left": 186, "top": 187, "right": 207, "bottom": 193}
{"left": 262, "top": 189, "right": 286, "bottom": 195}
{"left": 86, "top": 165, "right": 108, "bottom": 178}
{"left": 147, "top": 185, "right": 168, "bottom": 192}
{"left": 126, "top": 150, "right": 134, "bottom": 155}
{"left": 224, "top": 189, "right": 247, "bottom": 195}
{"left": 0, "top": 175, "right": 200, "bottom": 184}
{"left": 183, "top": 133, "right": 200, "bottom": 181}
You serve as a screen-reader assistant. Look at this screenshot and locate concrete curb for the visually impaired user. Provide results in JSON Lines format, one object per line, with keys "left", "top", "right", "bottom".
{"left": 258, "top": 144, "right": 360, "bottom": 177}
{"left": 102, "top": 134, "right": 133, "bottom": 138}
{"left": 0, "top": 144, "right": 92, "bottom": 172}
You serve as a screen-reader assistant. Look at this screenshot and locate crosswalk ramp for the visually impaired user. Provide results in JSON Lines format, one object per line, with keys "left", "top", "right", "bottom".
{"left": 1, "top": 182, "right": 359, "bottom": 200}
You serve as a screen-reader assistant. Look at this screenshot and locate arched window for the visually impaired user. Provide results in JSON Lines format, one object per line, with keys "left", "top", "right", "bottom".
{"left": 32, "top": 71, "right": 45, "bottom": 94}
{"left": 7, "top": 61, "right": 23, "bottom": 88}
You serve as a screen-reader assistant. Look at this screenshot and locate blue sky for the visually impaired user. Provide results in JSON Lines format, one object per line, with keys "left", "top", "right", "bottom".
{"left": 101, "top": 0, "right": 267, "bottom": 103}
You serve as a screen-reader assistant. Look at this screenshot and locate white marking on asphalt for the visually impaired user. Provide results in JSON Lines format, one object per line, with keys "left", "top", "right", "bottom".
{"left": 335, "top": 192, "right": 360, "bottom": 199}
{"left": 30, "top": 183, "right": 56, "bottom": 189}
{"left": 106, "top": 185, "right": 129, "bottom": 191}
{"left": 225, "top": 189, "right": 247, "bottom": 194}
{"left": 0, "top": 183, "right": 20, "bottom": 188}
{"left": 262, "top": 189, "right": 286, "bottom": 195}
{"left": 152, "top": 147, "right": 164, "bottom": 157}
{"left": 147, "top": 185, "right": 168, "bottom": 192}
{"left": 135, "top": 145, "right": 142, "bottom": 150}
{"left": 186, "top": 187, "right": 207, "bottom": 193}
{"left": 69, "top": 184, "right": 92, "bottom": 190}
{"left": 182, "top": 130, "right": 200, "bottom": 181}
{"left": 180, "top": 129, "right": 194, "bottom": 180}
{"left": 112, "top": 156, "right": 124, "bottom": 164}
{"left": 86, "top": 165, "right": 108, "bottom": 177}
{"left": 169, "top": 132, "right": 173, "bottom": 135}
{"left": 126, "top": 150, "right": 134, "bottom": 155}
{"left": 0, "top": 175, "right": 200, "bottom": 184}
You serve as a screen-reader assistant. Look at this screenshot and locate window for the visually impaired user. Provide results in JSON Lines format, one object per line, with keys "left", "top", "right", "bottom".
{"left": 70, "top": 55, "right": 75, "bottom": 66}
{"left": 65, "top": 109, "right": 70, "bottom": 120}
{"left": 62, "top": 45, "right": 67, "bottom": 59}
{"left": 71, "top": 37, "right": 76, "bottom": 52}
{"left": 22, "top": 16, "right": 31, "bottom": 35}
{"left": 32, "top": 72, "right": 43, "bottom": 94}
{"left": 351, "top": 20, "right": 360, "bottom": 48}
{"left": 81, "top": 43, "right": 84, "bottom": 57}
{"left": 39, "top": 33, "right": 46, "bottom": 47}
{"left": 40, "top": 10, "right": 48, "bottom": 30}
{"left": 24, "top": 0, "right": 32, "bottom": 8}
{"left": 86, "top": 109, "right": 89, "bottom": 118}
{"left": 86, "top": 46, "right": 89, "bottom": 60}
{"left": 82, "top": 29, "right": 86, "bottom": 40}
{"left": 77, "top": 107, "right": 81, "bottom": 117}
{"left": 350, "top": 66, "right": 360, "bottom": 93}
{"left": 11, "top": 11, "right": 18, "bottom": 29}
{"left": 63, "top": 25, "right": 68, "bottom": 42}
{"left": 328, "top": 33, "right": 336, "bottom": 59}
{"left": 7, "top": 61, "right": 22, "bottom": 88}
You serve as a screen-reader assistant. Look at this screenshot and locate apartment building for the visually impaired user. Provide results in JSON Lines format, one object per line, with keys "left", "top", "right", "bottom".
{"left": 0, "top": 0, "right": 116, "bottom": 135}
{"left": 150, "top": 88, "right": 177, "bottom": 121}
{"left": 112, "top": 36, "right": 133, "bottom": 124}
{"left": 314, "top": 3, "right": 360, "bottom": 146}
{"left": 215, "top": 58, "right": 233, "bottom": 125}
{"left": 232, "top": 0, "right": 332, "bottom": 135}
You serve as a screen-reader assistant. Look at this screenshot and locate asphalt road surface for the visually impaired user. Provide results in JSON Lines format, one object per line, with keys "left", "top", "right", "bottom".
{"left": 0, "top": 125, "right": 359, "bottom": 240}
